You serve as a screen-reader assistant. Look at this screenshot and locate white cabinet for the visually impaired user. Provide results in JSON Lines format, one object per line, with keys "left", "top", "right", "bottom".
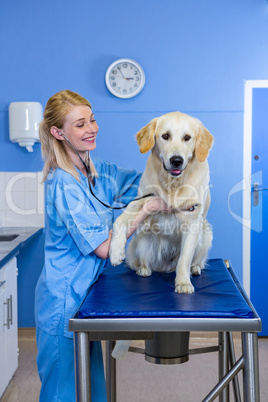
{"left": 0, "top": 257, "right": 18, "bottom": 398}
{"left": 0, "top": 282, "right": 6, "bottom": 397}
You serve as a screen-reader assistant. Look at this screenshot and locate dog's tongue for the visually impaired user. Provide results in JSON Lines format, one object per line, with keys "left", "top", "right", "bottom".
{"left": 171, "top": 169, "right": 181, "bottom": 175}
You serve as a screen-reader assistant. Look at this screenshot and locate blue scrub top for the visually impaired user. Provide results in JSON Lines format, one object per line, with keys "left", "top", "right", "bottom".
{"left": 35, "top": 157, "right": 141, "bottom": 338}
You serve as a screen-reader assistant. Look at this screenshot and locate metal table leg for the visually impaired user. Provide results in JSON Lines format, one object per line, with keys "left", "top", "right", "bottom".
{"left": 106, "top": 341, "right": 116, "bottom": 402}
{"left": 74, "top": 332, "right": 91, "bottom": 402}
{"left": 227, "top": 332, "right": 241, "bottom": 402}
{"left": 242, "top": 332, "right": 260, "bottom": 402}
{"left": 218, "top": 332, "right": 230, "bottom": 402}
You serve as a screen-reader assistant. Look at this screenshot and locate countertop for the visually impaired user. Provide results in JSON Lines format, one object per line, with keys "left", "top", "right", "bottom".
{"left": 0, "top": 227, "right": 44, "bottom": 269}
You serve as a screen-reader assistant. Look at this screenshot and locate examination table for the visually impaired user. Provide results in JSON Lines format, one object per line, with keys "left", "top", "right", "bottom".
{"left": 69, "top": 259, "right": 261, "bottom": 402}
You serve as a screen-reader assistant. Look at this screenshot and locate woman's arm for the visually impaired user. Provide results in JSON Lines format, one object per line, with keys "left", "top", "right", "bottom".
{"left": 93, "top": 196, "right": 170, "bottom": 259}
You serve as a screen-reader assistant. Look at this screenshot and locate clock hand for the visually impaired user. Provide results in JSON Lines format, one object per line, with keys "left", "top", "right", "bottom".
{"left": 113, "top": 75, "right": 134, "bottom": 81}
{"left": 114, "top": 75, "right": 128, "bottom": 80}
{"left": 117, "top": 67, "right": 126, "bottom": 79}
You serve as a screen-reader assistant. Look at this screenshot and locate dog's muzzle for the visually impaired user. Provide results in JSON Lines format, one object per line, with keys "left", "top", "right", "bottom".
{"left": 162, "top": 156, "right": 185, "bottom": 177}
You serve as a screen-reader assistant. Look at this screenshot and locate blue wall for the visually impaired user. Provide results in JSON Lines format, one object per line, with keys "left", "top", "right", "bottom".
{"left": 1, "top": 0, "right": 268, "bottom": 288}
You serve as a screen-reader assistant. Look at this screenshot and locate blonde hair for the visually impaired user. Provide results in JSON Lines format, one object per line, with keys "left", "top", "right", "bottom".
{"left": 39, "top": 89, "right": 97, "bottom": 181}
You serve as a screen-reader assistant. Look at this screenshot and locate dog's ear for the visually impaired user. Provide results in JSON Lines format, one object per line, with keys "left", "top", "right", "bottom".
{"left": 195, "top": 125, "right": 214, "bottom": 162}
{"left": 136, "top": 118, "right": 158, "bottom": 153}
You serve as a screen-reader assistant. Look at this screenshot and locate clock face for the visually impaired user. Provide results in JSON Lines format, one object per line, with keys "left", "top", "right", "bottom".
{"left": 105, "top": 59, "right": 145, "bottom": 99}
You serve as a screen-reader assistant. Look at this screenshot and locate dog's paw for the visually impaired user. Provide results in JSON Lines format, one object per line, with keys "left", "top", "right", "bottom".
{"left": 109, "top": 238, "right": 126, "bottom": 266}
{"left": 175, "top": 282, "right": 195, "bottom": 294}
{"left": 136, "top": 267, "right": 152, "bottom": 277}
{"left": 191, "top": 264, "right": 201, "bottom": 276}
{"left": 109, "top": 247, "right": 126, "bottom": 266}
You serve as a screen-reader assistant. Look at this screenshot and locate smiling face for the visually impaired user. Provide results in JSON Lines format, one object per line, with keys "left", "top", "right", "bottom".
{"left": 60, "top": 105, "right": 99, "bottom": 157}
{"left": 136, "top": 112, "right": 213, "bottom": 178}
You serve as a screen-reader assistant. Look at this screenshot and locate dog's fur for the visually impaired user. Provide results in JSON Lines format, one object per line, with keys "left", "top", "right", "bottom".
{"left": 109, "top": 112, "right": 213, "bottom": 293}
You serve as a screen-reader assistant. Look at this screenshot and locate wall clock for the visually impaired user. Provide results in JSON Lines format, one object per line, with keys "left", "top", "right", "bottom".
{"left": 105, "top": 58, "right": 145, "bottom": 99}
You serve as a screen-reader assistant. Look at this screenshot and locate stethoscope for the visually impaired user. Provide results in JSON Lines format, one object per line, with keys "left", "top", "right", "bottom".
{"left": 58, "top": 132, "right": 154, "bottom": 210}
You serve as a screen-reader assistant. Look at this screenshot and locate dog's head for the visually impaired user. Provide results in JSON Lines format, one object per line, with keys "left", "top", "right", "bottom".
{"left": 136, "top": 112, "right": 213, "bottom": 177}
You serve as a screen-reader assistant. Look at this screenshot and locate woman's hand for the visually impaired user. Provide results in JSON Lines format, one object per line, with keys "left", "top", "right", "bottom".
{"left": 143, "top": 196, "right": 172, "bottom": 214}
{"left": 95, "top": 197, "right": 171, "bottom": 260}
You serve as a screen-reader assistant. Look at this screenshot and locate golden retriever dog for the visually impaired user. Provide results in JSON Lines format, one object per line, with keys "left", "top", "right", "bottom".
{"left": 109, "top": 112, "right": 213, "bottom": 294}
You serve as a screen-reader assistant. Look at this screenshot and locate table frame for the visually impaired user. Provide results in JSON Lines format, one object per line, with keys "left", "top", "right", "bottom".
{"left": 69, "top": 261, "right": 261, "bottom": 402}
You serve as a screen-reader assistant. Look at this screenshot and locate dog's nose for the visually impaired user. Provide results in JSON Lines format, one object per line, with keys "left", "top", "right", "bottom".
{"left": 170, "top": 156, "right": 184, "bottom": 168}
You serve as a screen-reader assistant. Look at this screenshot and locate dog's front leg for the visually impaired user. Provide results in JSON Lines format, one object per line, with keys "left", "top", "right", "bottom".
{"left": 175, "top": 224, "right": 200, "bottom": 294}
{"left": 109, "top": 200, "right": 147, "bottom": 266}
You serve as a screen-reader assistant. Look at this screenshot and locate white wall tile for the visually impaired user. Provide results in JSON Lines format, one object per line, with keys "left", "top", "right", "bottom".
{"left": 25, "top": 191, "right": 38, "bottom": 212}
{"left": 37, "top": 190, "right": 44, "bottom": 215}
{"left": 25, "top": 213, "right": 44, "bottom": 227}
{"left": 1, "top": 172, "right": 44, "bottom": 228}
{"left": 0, "top": 211, "right": 5, "bottom": 227}
{"left": 5, "top": 172, "right": 26, "bottom": 192}
{"left": 6, "top": 191, "right": 26, "bottom": 212}
{"left": 25, "top": 172, "right": 41, "bottom": 192}
{"left": 0, "top": 191, "right": 5, "bottom": 211}
{"left": 0, "top": 173, "right": 5, "bottom": 191}
{"left": 5, "top": 210, "right": 26, "bottom": 227}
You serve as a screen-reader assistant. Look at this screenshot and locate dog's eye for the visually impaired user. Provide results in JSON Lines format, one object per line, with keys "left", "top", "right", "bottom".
{"left": 184, "top": 134, "right": 191, "bottom": 142}
{"left": 162, "top": 133, "right": 170, "bottom": 140}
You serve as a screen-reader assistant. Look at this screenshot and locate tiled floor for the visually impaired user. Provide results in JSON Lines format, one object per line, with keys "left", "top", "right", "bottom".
{"left": 1, "top": 329, "right": 267, "bottom": 401}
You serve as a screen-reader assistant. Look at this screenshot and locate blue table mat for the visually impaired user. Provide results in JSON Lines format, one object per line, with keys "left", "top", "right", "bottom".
{"left": 78, "top": 259, "right": 253, "bottom": 319}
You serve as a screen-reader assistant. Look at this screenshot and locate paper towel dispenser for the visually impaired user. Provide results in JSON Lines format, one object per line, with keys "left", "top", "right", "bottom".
{"left": 9, "top": 102, "right": 43, "bottom": 152}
